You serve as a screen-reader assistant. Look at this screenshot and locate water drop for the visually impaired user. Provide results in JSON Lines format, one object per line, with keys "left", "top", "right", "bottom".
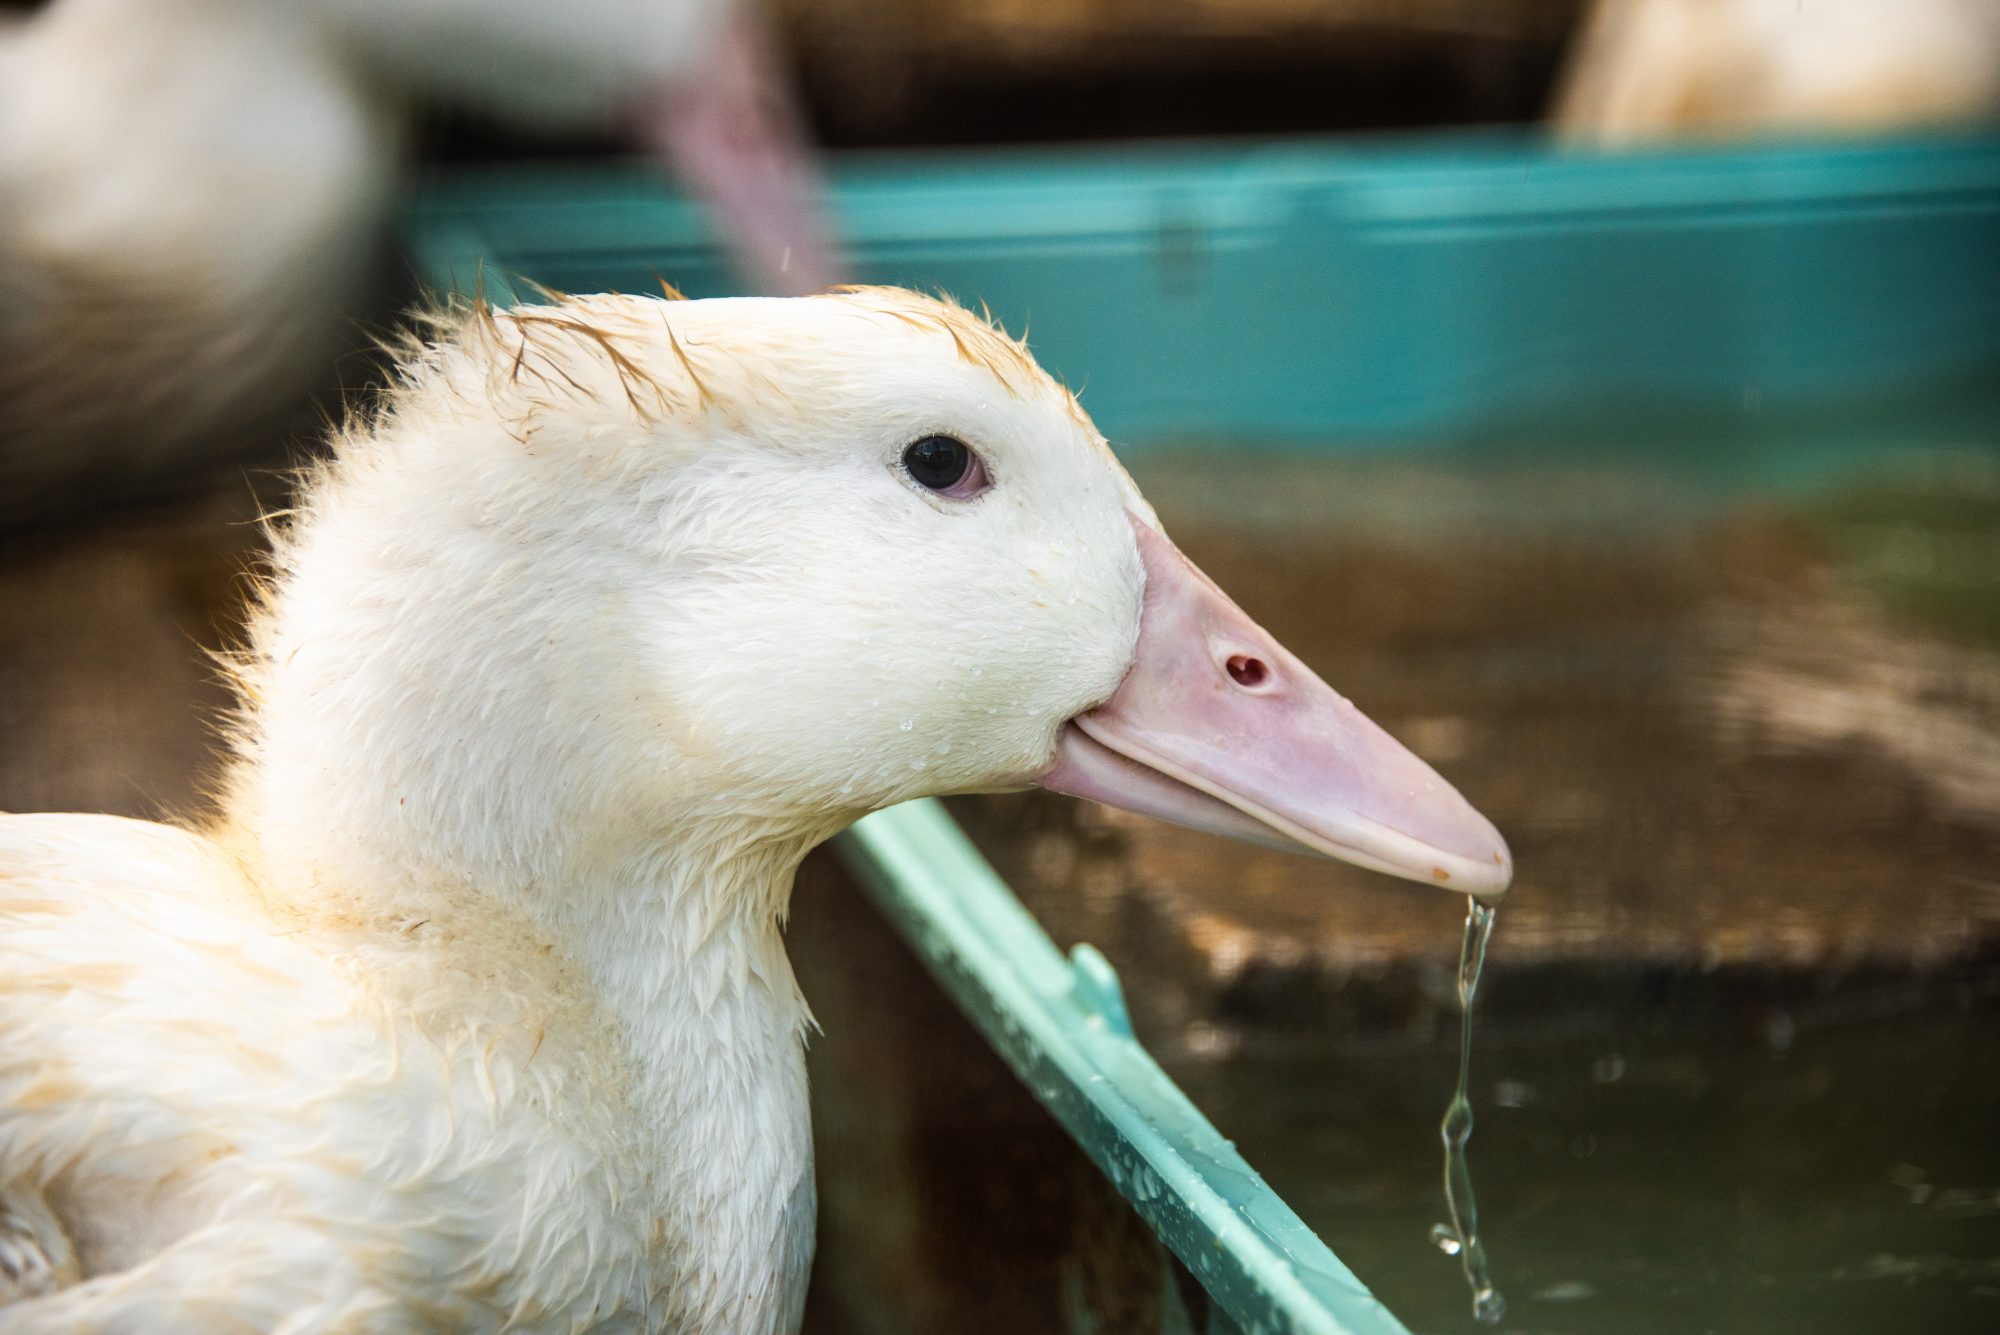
{"left": 899, "top": 719, "right": 914, "bottom": 732}
{"left": 1472, "top": 1287, "right": 1507, "bottom": 1325}
{"left": 1435, "top": 898, "right": 1505, "bottom": 1324}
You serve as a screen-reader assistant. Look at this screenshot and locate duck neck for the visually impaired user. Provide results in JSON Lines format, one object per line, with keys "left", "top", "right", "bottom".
{"left": 234, "top": 713, "right": 834, "bottom": 1327}
{"left": 223, "top": 437, "right": 843, "bottom": 1022}
{"left": 576, "top": 829, "right": 824, "bottom": 1335}
{"left": 552, "top": 820, "right": 830, "bottom": 1080}
{"left": 233, "top": 682, "right": 836, "bottom": 1062}
{"left": 221, "top": 473, "right": 844, "bottom": 1322}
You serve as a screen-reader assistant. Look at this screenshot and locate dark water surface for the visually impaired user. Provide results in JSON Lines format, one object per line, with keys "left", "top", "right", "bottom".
{"left": 958, "top": 435, "right": 2000, "bottom": 1333}
{"left": 1174, "top": 1001, "right": 2000, "bottom": 1335}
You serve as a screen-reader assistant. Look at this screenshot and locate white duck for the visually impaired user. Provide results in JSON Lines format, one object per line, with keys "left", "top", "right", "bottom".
{"left": 1554, "top": 0, "right": 2000, "bottom": 143}
{"left": 0, "top": 0, "right": 834, "bottom": 524}
{"left": 0, "top": 288, "right": 1509, "bottom": 1332}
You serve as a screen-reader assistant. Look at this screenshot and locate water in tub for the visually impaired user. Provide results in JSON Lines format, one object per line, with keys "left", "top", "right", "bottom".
{"left": 951, "top": 409, "right": 2000, "bottom": 1334}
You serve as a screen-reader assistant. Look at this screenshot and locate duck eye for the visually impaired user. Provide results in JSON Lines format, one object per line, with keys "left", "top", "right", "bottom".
{"left": 901, "top": 435, "right": 989, "bottom": 499}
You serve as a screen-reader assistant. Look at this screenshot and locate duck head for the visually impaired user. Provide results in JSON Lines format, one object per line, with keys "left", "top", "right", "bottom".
{"left": 248, "top": 288, "right": 1505, "bottom": 900}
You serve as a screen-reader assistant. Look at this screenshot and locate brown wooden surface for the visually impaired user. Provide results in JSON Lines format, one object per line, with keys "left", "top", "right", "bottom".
{"left": 0, "top": 476, "right": 273, "bottom": 821}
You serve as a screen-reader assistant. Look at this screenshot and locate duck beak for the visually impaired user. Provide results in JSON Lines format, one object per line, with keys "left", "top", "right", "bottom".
{"left": 635, "top": 7, "right": 843, "bottom": 295}
{"left": 1038, "top": 515, "right": 1511, "bottom": 896}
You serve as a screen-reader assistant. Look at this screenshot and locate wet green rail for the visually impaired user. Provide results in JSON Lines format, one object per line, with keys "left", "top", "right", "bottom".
{"left": 835, "top": 800, "right": 1408, "bottom": 1335}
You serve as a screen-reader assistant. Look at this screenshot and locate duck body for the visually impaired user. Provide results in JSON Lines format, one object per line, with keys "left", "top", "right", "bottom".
{"left": 0, "top": 0, "right": 829, "bottom": 527}
{"left": 0, "top": 812, "right": 811, "bottom": 1332}
{"left": 0, "top": 0, "right": 400, "bottom": 521}
{"left": 0, "top": 289, "right": 1508, "bottom": 1331}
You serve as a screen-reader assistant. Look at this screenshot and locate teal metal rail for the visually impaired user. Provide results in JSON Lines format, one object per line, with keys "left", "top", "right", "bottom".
{"left": 407, "top": 129, "right": 2000, "bottom": 451}
{"left": 838, "top": 799, "right": 1406, "bottom": 1335}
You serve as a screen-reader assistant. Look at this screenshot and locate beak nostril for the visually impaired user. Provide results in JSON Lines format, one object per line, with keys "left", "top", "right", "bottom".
{"left": 1226, "top": 654, "right": 1269, "bottom": 689}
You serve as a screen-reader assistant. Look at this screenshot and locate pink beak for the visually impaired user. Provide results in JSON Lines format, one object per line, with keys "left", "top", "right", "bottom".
{"left": 635, "top": 7, "right": 844, "bottom": 295}
{"left": 1039, "top": 516, "right": 1512, "bottom": 897}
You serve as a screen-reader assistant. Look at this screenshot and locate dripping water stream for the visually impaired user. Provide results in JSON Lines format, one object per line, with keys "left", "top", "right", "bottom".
{"left": 1432, "top": 896, "right": 1504, "bottom": 1324}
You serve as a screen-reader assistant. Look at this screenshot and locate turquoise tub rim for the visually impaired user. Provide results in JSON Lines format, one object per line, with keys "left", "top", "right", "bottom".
{"left": 405, "top": 127, "right": 2000, "bottom": 452}
{"left": 835, "top": 799, "right": 1407, "bottom": 1335}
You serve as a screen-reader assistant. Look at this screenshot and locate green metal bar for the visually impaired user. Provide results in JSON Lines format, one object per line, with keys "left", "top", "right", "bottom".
{"left": 833, "top": 799, "right": 1410, "bottom": 1335}
{"left": 401, "top": 220, "right": 524, "bottom": 307}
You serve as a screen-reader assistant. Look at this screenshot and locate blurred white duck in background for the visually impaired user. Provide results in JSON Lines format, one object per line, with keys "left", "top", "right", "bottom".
{"left": 0, "top": 288, "right": 1508, "bottom": 1331}
{"left": 1556, "top": 0, "right": 2000, "bottom": 143}
{"left": 0, "top": 0, "right": 836, "bottom": 525}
